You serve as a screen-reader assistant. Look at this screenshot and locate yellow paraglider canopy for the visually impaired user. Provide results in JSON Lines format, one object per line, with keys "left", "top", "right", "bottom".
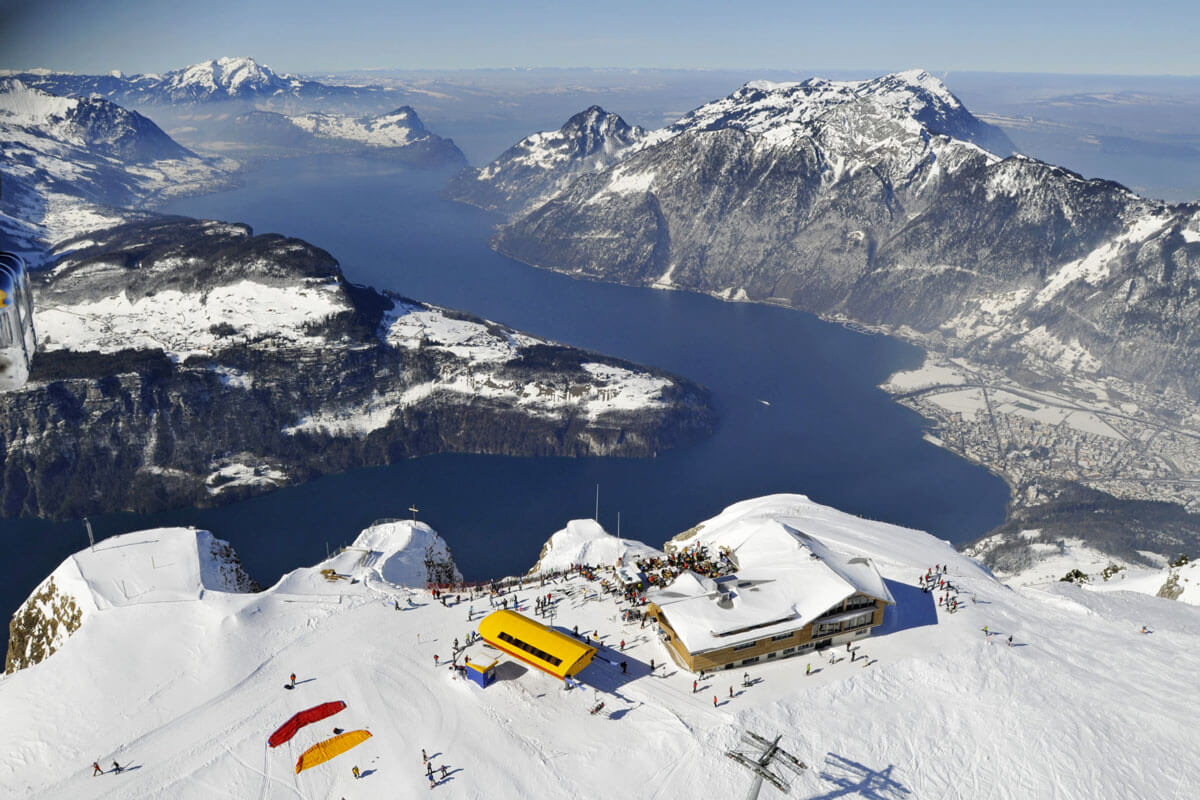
{"left": 294, "top": 729, "right": 372, "bottom": 773}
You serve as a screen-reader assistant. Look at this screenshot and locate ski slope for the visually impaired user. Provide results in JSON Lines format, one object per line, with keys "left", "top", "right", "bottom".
{"left": 1, "top": 496, "right": 1197, "bottom": 799}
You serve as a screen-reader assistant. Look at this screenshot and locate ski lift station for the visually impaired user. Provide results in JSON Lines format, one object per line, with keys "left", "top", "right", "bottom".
{"left": 647, "top": 521, "right": 894, "bottom": 672}
{"left": 478, "top": 609, "right": 598, "bottom": 681}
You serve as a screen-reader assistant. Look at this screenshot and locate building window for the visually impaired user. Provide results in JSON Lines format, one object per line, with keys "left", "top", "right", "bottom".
{"left": 845, "top": 612, "right": 872, "bottom": 629}
{"left": 782, "top": 647, "right": 796, "bottom": 655}
{"left": 815, "top": 621, "right": 840, "bottom": 636}
{"left": 767, "top": 652, "right": 777, "bottom": 659}
{"left": 732, "top": 641, "right": 757, "bottom": 652}
{"left": 742, "top": 656, "right": 760, "bottom": 665}
{"left": 844, "top": 595, "right": 875, "bottom": 611}
{"left": 770, "top": 632, "right": 794, "bottom": 641}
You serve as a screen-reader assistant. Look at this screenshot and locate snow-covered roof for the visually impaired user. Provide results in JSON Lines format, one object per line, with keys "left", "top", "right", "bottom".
{"left": 650, "top": 519, "right": 893, "bottom": 654}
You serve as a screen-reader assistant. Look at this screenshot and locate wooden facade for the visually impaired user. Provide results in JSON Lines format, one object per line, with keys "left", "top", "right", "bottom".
{"left": 649, "top": 593, "right": 888, "bottom": 673}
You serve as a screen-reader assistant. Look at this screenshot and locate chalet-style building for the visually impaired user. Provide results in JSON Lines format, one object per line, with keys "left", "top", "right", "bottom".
{"left": 646, "top": 521, "right": 894, "bottom": 672}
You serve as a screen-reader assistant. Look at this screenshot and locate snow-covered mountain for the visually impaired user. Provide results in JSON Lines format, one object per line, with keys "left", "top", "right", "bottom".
{"left": 231, "top": 105, "right": 466, "bottom": 166}
{"left": 446, "top": 105, "right": 646, "bottom": 216}
{"left": 0, "top": 80, "right": 231, "bottom": 256}
{"left": 0, "top": 217, "right": 713, "bottom": 520}
{"left": 5, "top": 57, "right": 384, "bottom": 106}
{"left": 490, "top": 70, "right": 1200, "bottom": 406}
{"left": 2, "top": 493, "right": 1198, "bottom": 798}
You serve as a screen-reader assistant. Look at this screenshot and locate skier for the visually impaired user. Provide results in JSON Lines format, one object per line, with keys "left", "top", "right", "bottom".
{"left": 468, "top": 605, "right": 474, "bottom": 620}
{"left": 649, "top": 658, "right": 655, "bottom": 672}
{"left": 729, "top": 686, "right": 733, "bottom": 698}
{"left": 743, "top": 672, "right": 750, "bottom": 687}
{"left": 434, "top": 654, "right": 440, "bottom": 667}
{"left": 394, "top": 600, "right": 401, "bottom": 611}
{"left": 112, "top": 761, "right": 122, "bottom": 774}
{"left": 426, "top": 762, "right": 433, "bottom": 777}
{"left": 93, "top": 762, "right": 103, "bottom": 776}
{"left": 429, "top": 771, "right": 436, "bottom": 789}
{"left": 333, "top": 727, "right": 344, "bottom": 735}
{"left": 422, "top": 748, "right": 428, "bottom": 763}
{"left": 713, "top": 695, "right": 718, "bottom": 708}
{"left": 806, "top": 663, "right": 812, "bottom": 676}
{"left": 692, "top": 679, "right": 698, "bottom": 693}
{"left": 621, "top": 661, "right": 627, "bottom": 673}
{"left": 1007, "top": 635, "right": 1013, "bottom": 647}
{"left": 619, "top": 639, "right": 625, "bottom": 651}
{"left": 352, "top": 765, "right": 360, "bottom": 779}
{"left": 289, "top": 672, "right": 296, "bottom": 689}
{"left": 440, "top": 764, "right": 448, "bottom": 779}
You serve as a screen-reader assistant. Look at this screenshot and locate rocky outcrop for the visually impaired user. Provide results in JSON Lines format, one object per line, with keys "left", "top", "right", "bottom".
{"left": 446, "top": 105, "right": 645, "bottom": 216}
{"left": 5, "top": 576, "right": 82, "bottom": 674}
{"left": 0, "top": 217, "right": 714, "bottom": 520}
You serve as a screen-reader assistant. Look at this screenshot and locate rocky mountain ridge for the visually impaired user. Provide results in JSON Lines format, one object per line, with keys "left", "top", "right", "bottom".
{"left": 446, "top": 105, "right": 645, "bottom": 216}
{"left": 0, "top": 217, "right": 713, "bottom": 520}
{"left": 229, "top": 105, "right": 466, "bottom": 166}
{"left": 487, "top": 71, "right": 1200, "bottom": 405}
{"left": 3, "top": 56, "right": 382, "bottom": 107}
{"left": 0, "top": 80, "right": 231, "bottom": 258}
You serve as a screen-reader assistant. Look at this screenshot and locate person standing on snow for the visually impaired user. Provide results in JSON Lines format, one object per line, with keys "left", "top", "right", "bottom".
{"left": 289, "top": 673, "right": 296, "bottom": 689}
{"left": 92, "top": 762, "right": 103, "bottom": 776}
{"left": 352, "top": 766, "right": 360, "bottom": 779}
{"left": 111, "top": 761, "right": 122, "bottom": 774}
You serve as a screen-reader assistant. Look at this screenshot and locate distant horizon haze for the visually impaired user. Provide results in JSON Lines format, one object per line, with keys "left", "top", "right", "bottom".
{"left": 1, "top": 0, "right": 1196, "bottom": 77}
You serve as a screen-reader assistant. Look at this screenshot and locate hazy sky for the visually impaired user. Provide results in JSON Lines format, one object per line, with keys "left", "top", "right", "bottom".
{"left": 2, "top": 0, "right": 1196, "bottom": 76}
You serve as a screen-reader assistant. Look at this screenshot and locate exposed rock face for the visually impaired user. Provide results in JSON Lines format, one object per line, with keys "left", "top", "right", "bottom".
{"left": 489, "top": 72, "right": 1200, "bottom": 402}
{"left": 445, "top": 105, "right": 645, "bottom": 216}
{"left": 0, "top": 217, "right": 714, "bottom": 520}
{"left": 5, "top": 576, "right": 82, "bottom": 674}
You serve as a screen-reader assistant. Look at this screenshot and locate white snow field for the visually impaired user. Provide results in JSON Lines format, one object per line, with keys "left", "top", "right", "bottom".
{"left": 2, "top": 495, "right": 1198, "bottom": 799}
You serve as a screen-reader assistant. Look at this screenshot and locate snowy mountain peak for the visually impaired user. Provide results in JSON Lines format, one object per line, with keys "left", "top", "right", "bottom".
{"left": 445, "top": 105, "right": 646, "bottom": 216}
{"left": 0, "top": 79, "right": 197, "bottom": 163}
{"left": 159, "top": 56, "right": 301, "bottom": 100}
{"left": 0, "top": 79, "right": 77, "bottom": 125}
{"left": 664, "top": 69, "right": 1012, "bottom": 158}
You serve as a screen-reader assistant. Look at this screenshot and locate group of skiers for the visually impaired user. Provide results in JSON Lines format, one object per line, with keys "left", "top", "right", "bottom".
{"left": 421, "top": 747, "right": 451, "bottom": 789}
{"left": 92, "top": 761, "right": 121, "bottom": 776}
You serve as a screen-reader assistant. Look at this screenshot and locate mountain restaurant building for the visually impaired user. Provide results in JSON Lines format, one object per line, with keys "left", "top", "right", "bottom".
{"left": 646, "top": 521, "right": 894, "bottom": 673}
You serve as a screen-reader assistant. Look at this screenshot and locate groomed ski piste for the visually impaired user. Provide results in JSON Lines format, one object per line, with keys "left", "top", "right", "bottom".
{"left": 1, "top": 494, "right": 1198, "bottom": 799}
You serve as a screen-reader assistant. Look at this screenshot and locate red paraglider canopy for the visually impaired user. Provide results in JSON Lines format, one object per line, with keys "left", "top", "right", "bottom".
{"left": 268, "top": 701, "right": 347, "bottom": 748}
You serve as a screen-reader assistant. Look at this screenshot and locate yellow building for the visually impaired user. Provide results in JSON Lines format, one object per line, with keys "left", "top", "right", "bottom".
{"left": 478, "top": 610, "right": 597, "bottom": 680}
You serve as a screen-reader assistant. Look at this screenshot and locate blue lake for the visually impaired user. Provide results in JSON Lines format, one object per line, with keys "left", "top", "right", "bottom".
{"left": 0, "top": 156, "right": 1009, "bottom": 627}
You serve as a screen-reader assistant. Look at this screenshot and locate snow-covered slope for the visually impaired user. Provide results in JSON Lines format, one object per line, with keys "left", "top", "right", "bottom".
{"left": 531, "top": 518, "right": 664, "bottom": 572}
{"left": 5, "top": 528, "right": 253, "bottom": 672}
{"left": 446, "top": 105, "right": 646, "bottom": 216}
{"left": 0, "top": 80, "right": 231, "bottom": 257}
{"left": 2, "top": 493, "right": 1198, "bottom": 799}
